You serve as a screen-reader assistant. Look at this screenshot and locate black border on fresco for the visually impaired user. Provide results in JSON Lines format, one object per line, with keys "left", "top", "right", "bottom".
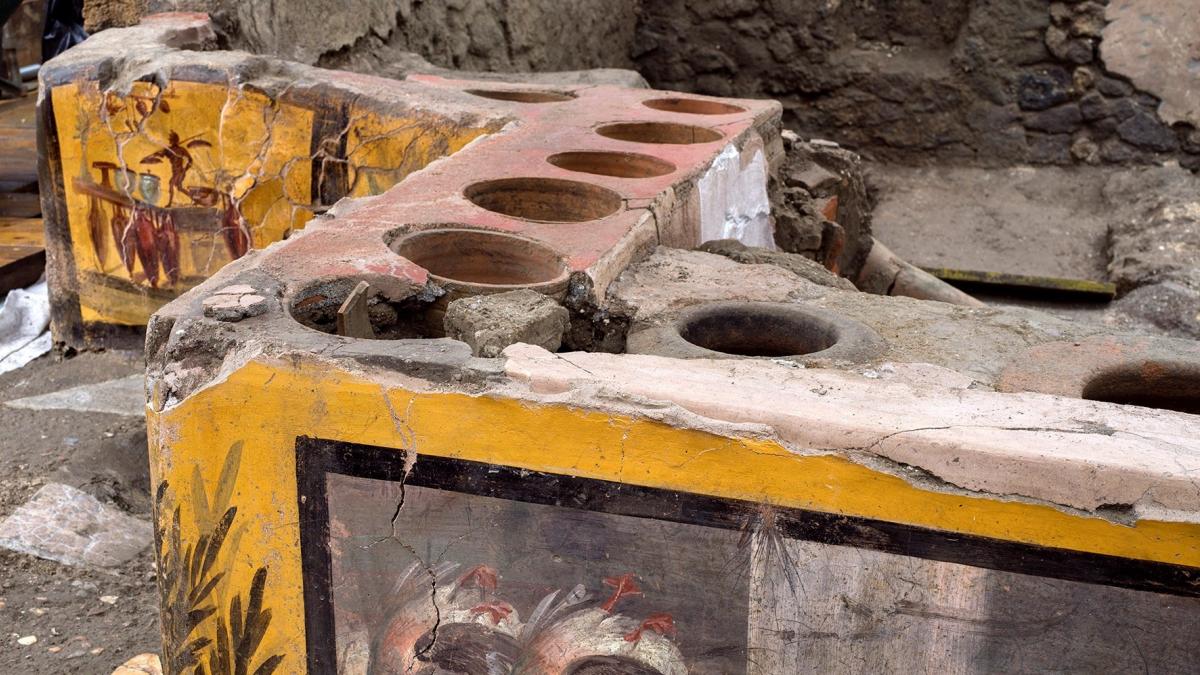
{"left": 296, "top": 436, "right": 1200, "bottom": 673}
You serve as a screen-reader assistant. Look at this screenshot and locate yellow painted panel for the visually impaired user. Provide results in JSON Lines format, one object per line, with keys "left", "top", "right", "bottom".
{"left": 344, "top": 105, "right": 495, "bottom": 198}
{"left": 52, "top": 80, "right": 315, "bottom": 326}
{"left": 149, "top": 357, "right": 1200, "bottom": 669}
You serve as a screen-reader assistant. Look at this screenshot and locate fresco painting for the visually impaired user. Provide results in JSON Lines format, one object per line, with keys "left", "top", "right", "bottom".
{"left": 324, "top": 473, "right": 751, "bottom": 675}
{"left": 46, "top": 78, "right": 499, "bottom": 330}
{"left": 52, "top": 79, "right": 316, "bottom": 325}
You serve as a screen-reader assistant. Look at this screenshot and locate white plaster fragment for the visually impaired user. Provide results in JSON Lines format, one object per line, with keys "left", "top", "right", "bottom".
{"left": 697, "top": 145, "right": 773, "bottom": 249}
{"left": 0, "top": 483, "right": 152, "bottom": 569}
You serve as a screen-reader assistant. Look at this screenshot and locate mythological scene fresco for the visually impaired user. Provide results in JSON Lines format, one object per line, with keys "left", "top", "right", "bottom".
{"left": 324, "top": 472, "right": 750, "bottom": 675}
{"left": 47, "top": 76, "right": 495, "bottom": 329}
{"left": 51, "top": 79, "right": 316, "bottom": 325}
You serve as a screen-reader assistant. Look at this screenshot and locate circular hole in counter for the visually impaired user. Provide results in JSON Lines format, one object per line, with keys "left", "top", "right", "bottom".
{"left": 288, "top": 275, "right": 437, "bottom": 340}
{"left": 595, "top": 121, "right": 724, "bottom": 145}
{"left": 1081, "top": 363, "right": 1200, "bottom": 415}
{"left": 464, "top": 177, "right": 623, "bottom": 223}
{"left": 678, "top": 304, "right": 840, "bottom": 357}
{"left": 464, "top": 88, "right": 576, "bottom": 103}
{"left": 547, "top": 151, "right": 676, "bottom": 178}
{"left": 390, "top": 227, "right": 569, "bottom": 292}
{"left": 642, "top": 97, "right": 746, "bottom": 115}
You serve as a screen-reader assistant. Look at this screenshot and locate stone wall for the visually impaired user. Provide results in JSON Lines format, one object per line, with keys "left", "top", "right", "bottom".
{"left": 85, "top": 0, "right": 641, "bottom": 72}
{"left": 635, "top": 0, "right": 1200, "bottom": 169}
{"left": 83, "top": 0, "right": 1198, "bottom": 169}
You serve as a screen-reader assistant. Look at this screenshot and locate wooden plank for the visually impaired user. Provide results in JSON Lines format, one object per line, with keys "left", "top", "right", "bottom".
{"left": 0, "top": 247, "right": 43, "bottom": 294}
{"left": 0, "top": 217, "right": 43, "bottom": 246}
{"left": 0, "top": 94, "right": 37, "bottom": 189}
{"left": 0, "top": 215, "right": 44, "bottom": 293}
{"left": 921, "top": 265, "right": 1117, "bottom": 300}
{"left": 0, "top": 93, "right": 36, "bottom": 127}
{"left": 0, "top": 191, "right": 40, "bottom": 217}
{"left": 336, "top": 281, "right": 375, "bottom": 338}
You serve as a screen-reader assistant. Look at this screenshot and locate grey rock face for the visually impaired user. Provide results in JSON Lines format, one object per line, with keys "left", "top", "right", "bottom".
{"left": 1103, "top": 166, "right": 1200, "bottom": 338}
{"left": 444, "top": 290, "right": 569, "bottom": 358}
{"left": 1102, "top": 0, "right": 1200, "bottom": 127}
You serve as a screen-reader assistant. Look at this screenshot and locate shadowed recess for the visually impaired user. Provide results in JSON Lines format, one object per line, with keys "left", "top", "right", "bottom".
{"left": 287, "top": 275, "right": 437, "bottom": 340}
{"left": 642, "top": 97, "right": 747, "bottom": 115}
{"left": 464, "top": 88, "right": 576, "bottom": 103}
{"left": 1082, "top": 362, "right": 1200, "bottom": 415}
{"left": 464, "top": 177, "right": 623, "bottom": 222}
{"left": 391, "top": 227, "right": 569, "bottom": 289}
{"left": 595, "top": 121, "right": 724, "bottom": 144}
{"left": 547, "top": 151, "right": 676, "bottom": 178}
{"left": 679, "top": 304, "right": 840, "bottom": 357}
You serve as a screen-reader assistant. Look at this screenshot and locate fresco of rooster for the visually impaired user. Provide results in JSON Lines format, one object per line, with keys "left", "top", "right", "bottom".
{"left": 349, "top": 565, "right": 686, "bottom": 675}
{"left": 365, "top": 562, "right": 523, "bottom": 675}
{"left": 518, "top": 574, "right": 685, "bottom": 675}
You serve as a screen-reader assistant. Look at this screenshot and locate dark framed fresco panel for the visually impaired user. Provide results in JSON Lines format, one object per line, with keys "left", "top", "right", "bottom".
{"left": 296, "top": 438, "right": 1200, "bottom": 674}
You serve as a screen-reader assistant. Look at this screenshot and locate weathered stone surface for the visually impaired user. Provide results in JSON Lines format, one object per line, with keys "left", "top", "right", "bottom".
{"left": 872, "top": 164, "right": 1112, "bottom": 283}
{"left": 1102, "top": 0, "right": 1200, "bottom": 126}
{"left": 90, "top": 0, "right": 641, "bottom": 76}
{"left": 772, "top": 135, "right": 874, "bottom": 278}
{"left": 0, "top": 483, "right": 152, "bottom": 568}
{"left": 1070, "top": 135, "right": 1101, "bottom": 164}
{"left": 1102, "top": 165, "right": 1200, "bottom": 338}
{"left": 201, "top": 287, "right": 270, "bottom": 322}
{"left": 1018, "top": 67, "right": 1074, "bottom": 111}
{"left": 1109, "top": 282, "right": 1200, "bottom": 338}
{"left": 1078, "top": 92, "right": 1109, "bottom": 121}
{"left": 636, "top": 0, "right": 1194, "bottom": 169}
{"left": 609, "top": 247, "right": 1103, "bottom": 382}
{"left": 1100, "top": 137, "right": 1142, "bottom": 163}
{"left": 444, "top": 290, "right": 569, "bottom": 358}
{"left": 1024, "top": 104, "right": 1082, "bottom": 133}
{"left": 5, "top": 374, "right": 144, "bottom": 416}
{"left": 1115, "top": 111, "right": 1180, "bottom": 152}
{"left": 696, "top": 239, "right": 856, "bottom": 290}
{"left": 1096, "top": 75, "right": 1135, "bottom": 98}
{"left": 1045, "top": 25, "right": 1094, "bottom": 64}
{"left": 1027, "top": 132, "right": 1072, "bottom": 163}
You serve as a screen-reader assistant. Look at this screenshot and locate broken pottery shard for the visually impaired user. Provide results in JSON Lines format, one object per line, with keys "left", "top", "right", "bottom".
{"left": 5, "top": 374, "right": 144, "bottom": 416}
{"left": 0, "top": 483, "right": 152, "bottom": 568}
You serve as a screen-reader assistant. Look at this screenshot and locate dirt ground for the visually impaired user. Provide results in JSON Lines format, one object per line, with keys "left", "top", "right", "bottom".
{"left": 870, "top": 164, "right": 1114, "bottom": 283}
{"left": 0, "top": 350, "right": 160, "bottom": 674}
{"left": 868, "top": 163, "right": 1198, "bottom": 337}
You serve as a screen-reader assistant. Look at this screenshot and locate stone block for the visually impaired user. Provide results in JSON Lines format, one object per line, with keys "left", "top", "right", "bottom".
{"left": 444, "top": 289, "right": 569, "bottom": 358}
{"left": 1024, "top": 103, "right": 1083, "bottom": 133}
{"left": 1117, "top": 111, "right": 1181, "bottom": 152}
{"left": 1017, "top": 67, "right": 1073, "bottom": 111}
{"left": 1103, "top": 0, "right": 1200, "bottom": 126}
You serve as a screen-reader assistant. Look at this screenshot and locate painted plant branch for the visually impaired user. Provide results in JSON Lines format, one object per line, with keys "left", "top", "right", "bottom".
{"left": 153, "top": 441, "right": 284, "bottom": 675}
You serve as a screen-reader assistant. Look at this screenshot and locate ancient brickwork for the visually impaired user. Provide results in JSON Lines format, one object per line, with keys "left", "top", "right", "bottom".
{"left": 636, "top": 0, "right": 1200, "bottom": 169}
{"left": 83, "top": 1, "right": 1198, "bottom": 169}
